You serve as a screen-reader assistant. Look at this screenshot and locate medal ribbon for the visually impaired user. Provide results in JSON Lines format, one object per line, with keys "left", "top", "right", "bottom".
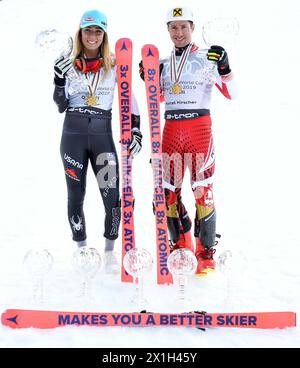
{"left": 170, "top": 43, "right": 193, "bottom": 86}
{"left": 85, "top": 70, "right": 101, "bottom": 98}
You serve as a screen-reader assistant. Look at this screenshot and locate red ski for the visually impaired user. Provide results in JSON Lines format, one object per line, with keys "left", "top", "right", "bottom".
{"left": 2, "top": 309, "right": 296, "bottom": 330}
{"left": 115, "top": 38, "right": 135, "bottom": 283}
{"left": 142, "top": 44, "right": 172, "bottom": 285}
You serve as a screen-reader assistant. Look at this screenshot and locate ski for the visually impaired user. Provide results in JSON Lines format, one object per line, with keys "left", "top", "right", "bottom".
{"left": 142, "top": 44, "right": 172, "bottom": 285}
{"left": 115, "top": 38, "right": 135, "bottom": 283}
{"left": 2, "top": 309, "right": 296, "bottom": 330}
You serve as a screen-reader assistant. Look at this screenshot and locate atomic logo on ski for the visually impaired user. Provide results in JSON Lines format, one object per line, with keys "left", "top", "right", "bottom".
{"left": 6, "top": 315, "right": 18, "bottom": 326}
{"left": 147, "top": 48, "right": 154, "bottom": 57}
{"left": 120, "top": 41, "right": 128, "bottom": 51}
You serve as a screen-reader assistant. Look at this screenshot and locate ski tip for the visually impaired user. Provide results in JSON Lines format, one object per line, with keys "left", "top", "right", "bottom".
{"left": 142, "top": 44, "right": 158, "bottom": 49}
{"left": 1, "top": 309, "right": 20, "bottom": 329}
{"left": 1, "top": 310, "right": 6, "bottom": 325}
{"left": 141, "top": 44, "right": 159, "bottom": 58}
{"left": 116, "top": 37, "right": 132, "bottom": 43}
{"left": 115, "top": 38, "right": 132, "bottom": 51}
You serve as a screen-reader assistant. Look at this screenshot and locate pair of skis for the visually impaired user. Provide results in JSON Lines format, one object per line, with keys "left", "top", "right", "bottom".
{"left": 2, "top": 309, "right": 296, "bottom": 330}
{"left": 115, "top": 39, "right": 172, "bottom": 285}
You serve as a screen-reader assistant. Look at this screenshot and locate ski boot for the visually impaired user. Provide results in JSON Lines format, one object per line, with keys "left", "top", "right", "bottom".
{"left": 170, "top": 229, "right": 194, "bottom": 253}
{"left": 76, "top": 240, "right": 87, "bottom": 248}
{"left": 195, "top": 238, "right": 216, "bottom": 276}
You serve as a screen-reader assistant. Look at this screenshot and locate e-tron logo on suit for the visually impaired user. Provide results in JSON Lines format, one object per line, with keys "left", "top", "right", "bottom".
{"left": 64, "top": 154, "right": 83, "bottom": 170}
{"left": 165, "top": 112, "right": 200, "bottom": 120}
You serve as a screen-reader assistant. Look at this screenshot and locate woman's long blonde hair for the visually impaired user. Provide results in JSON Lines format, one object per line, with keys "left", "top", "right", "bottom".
{"left": 73, "top": 28, "right": 115, "bottom": 80}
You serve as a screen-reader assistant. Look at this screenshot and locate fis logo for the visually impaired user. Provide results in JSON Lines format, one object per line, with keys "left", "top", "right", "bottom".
{"left": 173, "top": 8, "right": 183, "bottom": 17}
{"left": 65, "top": 169, "right": 80, "bottom": 182}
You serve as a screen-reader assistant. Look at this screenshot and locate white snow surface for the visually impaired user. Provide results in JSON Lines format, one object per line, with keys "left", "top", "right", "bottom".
{"left": 0, "top": 0, "right": 300, "bottom": 348}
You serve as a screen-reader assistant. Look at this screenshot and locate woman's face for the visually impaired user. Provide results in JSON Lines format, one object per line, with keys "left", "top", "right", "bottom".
{"left": 81, "top": 26, "right": 105, "bottom": 54}
{"left": 168, "top": 21, "right": 194, "bottom": 48}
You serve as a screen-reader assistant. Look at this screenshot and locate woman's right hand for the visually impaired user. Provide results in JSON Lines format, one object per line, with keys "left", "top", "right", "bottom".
{"left": 54, "top": 56, "right": 73, "bottom": 85}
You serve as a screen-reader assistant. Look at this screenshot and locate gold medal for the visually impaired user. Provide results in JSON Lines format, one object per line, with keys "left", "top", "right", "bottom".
{"left": 85, "top": 93, "right": 98, "bottom": 106}
{"left": 84, "top": 70, "right": 101, "bottom": 106}
{"left": 172, "top": 83, "right": 182, "bottom": 94}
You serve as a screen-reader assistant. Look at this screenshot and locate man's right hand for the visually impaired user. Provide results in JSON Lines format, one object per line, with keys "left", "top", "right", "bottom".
{"left": 139, "top": 60, "right": 164, "bottom": 81}
{"left": 139, "top": 60, "right": 145, "bottom": 81}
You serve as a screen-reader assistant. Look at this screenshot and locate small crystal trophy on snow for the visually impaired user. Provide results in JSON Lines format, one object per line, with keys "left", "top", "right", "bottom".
{"left": 123, "top": 248, "right": 153, "bottom": 307}
{"left": 217, "top": 249, "right": 247, "bottom": 304}
{"left": 167, "top": 249, "right": 197, "bottom": 303}
{"left": 23, "top": 248, "right": 54, "bottom": 304}
{"left": 72, "top": 247, "right": 102, "bottom": 299}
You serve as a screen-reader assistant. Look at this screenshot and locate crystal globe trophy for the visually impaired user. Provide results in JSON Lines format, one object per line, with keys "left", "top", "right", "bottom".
{"left": 35, "top": 28, "right": 86, "bottom": 95}
{"left": 217, "top": 249, "right": 247, "bottom": 303}
{"left": 35, "top": 28, "right": 73, "bottom": 59}
{"left": 72, "top": 247, "right": 102, "bottom": 299}
{"left": 167, "top": 248, "right": 197, "bottom": 302}
{"left": 23, "top": 248, "right": 54, "bottom": 304}
{"left": 199, "top": 17, "right": 240, "bottom": 85}
{"left": 123, "top": 248, "right": 153, "bottom": 306}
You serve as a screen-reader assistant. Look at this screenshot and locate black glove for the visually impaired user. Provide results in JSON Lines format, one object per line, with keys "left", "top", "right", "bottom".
{"left": 54, "top": 56, "right": 73, "bottom": 86}
{"left": 139, "top": 60, "right": 164, "bottom": 81}
{"left": 207, "top": 45, "right": 231, "bottom": 75}
{"left": 139, "top": 60, "right": 145, "bottom": 81}
{"left": 129, "top": 128, "right": 143, "bottom": 157}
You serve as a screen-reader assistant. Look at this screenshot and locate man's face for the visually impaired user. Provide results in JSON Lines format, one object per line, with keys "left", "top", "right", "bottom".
{"left": 168, "top": 21, "right": 195, "bottom": 48}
